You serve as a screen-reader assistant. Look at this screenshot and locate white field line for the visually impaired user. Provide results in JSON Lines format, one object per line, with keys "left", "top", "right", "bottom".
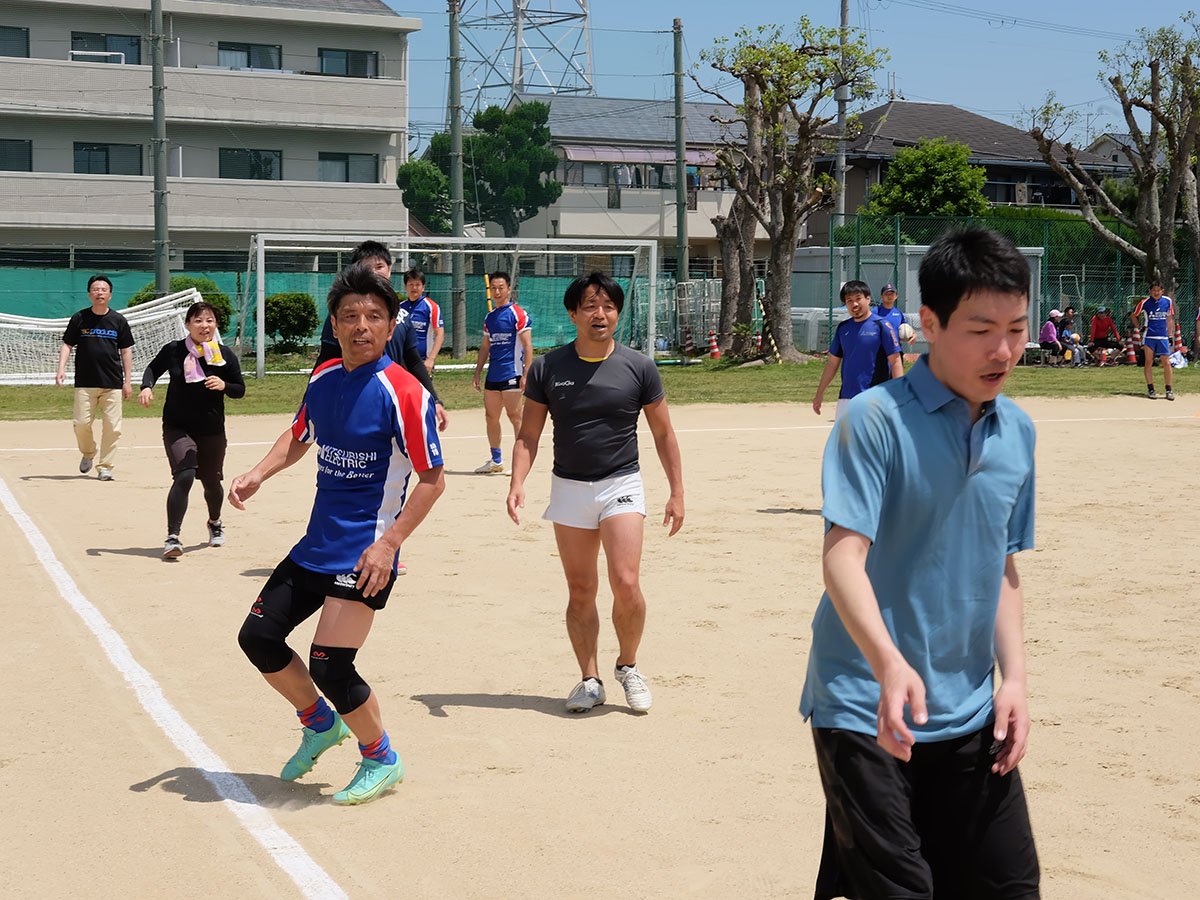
{"left": 0, "top": 477, "right": 348, "bottom": 900}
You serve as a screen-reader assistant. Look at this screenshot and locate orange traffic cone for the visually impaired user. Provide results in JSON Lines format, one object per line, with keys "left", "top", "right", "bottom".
{"left": 683, "top": 327, "right": 694, "bottom": 356}
{"left": 1124, "top": 331, "right": 1137, "bottom": 364}
{"left": 1175, "top": 321, "right": 1184, "bottom": 352}
{"left": 708, "top": 330, "right": 720, "bottom": 359}
{"left": 754, "top": 330, "right": 762, "bottom": 351}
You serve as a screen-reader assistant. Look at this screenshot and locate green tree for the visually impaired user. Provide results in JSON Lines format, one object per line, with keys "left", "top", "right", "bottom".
{"left": 700, "top": 20, "right": 886, "bottom": 362}
{"left": 395, "top": 158, "right": 451, "bottom": 233}
{"left": 264, "top": 292, "right": 319, "bottom": 352}
{"left": 425, "top": 101, "right": 563, "bottom": 237}
{"left": 128, "top": 275, "right": 234, "bottom": 335}
{"left": 867, "top": 138, "right": 988, "bottom": 216}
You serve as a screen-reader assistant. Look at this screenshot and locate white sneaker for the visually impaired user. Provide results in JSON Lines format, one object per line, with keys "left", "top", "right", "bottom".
{"left": 474, "top": 459, "right": 505, "bottom": 474}
{"left": 163, "top": 535, "right": 183, "bottom": 558}
{"left": 97, "top": 468, "right": 114, "bottom": 481}
{"left": 615, "top": 664, "right": 653, "bottom": 712}
{"left": 565, "top": 677, "right": 605, "bottom": 713}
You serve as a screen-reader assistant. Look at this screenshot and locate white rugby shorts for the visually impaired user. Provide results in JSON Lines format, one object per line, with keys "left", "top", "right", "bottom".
{"left": 543, "top": 471, "right": 646, "bottom": 529}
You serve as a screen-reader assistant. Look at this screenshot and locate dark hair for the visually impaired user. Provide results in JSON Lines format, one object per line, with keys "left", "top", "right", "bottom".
{"left": 327, "top": 261, "right": 400, "bottom": 321}
{"left": 87, "top": 274, "right": 113, "bottom": 291}
{"left": 402, "top": 267, "right": 426, "bottom": 286}
{"left": 840, "top": 280, "right": 871, "bottom": 302}
{"left": 917, "top": 227, "right": 1030, "bottom": 327}
{"left": 350, "top": 240, "right": 392, "bottom": 268}
{"left": 563, "top": 272, "right": 625, "bottom": 313}
{"left": 488, "top": 271, "right": 511, "bottom": 287}
{"left": 184, "top": 300, "right": 220, "bottom": 323}
{"left": 1150, "top": 281, "right": 1162, "bottom": 289}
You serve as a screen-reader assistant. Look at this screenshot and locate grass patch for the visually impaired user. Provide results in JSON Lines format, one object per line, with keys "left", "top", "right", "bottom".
{"left": 3, "top": 354, "right": 1195, "bottom": 421}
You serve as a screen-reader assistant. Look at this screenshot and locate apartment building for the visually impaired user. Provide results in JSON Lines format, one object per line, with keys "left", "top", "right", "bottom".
{"left": 0, "top": 0, "right": 419, "bottom": 268}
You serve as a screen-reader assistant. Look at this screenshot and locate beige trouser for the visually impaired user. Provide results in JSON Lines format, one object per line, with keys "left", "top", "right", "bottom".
{"left": 73, "top": 387, "right": 123, "bottom": 471}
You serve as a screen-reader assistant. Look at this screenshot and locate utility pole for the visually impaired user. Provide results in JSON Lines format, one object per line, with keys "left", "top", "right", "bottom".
{"left": 673, "top": 18, "right": 688, "bottom": 283}
{"left": 449, "top": 0, "right": 466, "bottom": 358}
{"left": 151, "top": 0, "right": 169, "bottom": 295}
{"left": 834, "top": 0, "right": 849, "bottom": 222}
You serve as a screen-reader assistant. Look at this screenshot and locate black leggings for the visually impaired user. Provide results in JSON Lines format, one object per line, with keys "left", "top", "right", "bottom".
{"left": 167, "top": 467, "right": 223, "bottom": 536}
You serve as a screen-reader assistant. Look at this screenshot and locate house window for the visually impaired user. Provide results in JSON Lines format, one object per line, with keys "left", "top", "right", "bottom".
{"left": 581, "top": 162, "right": 607, "bottom": 187}
{"left": 74, "top": 142, "right": 142, "bottom": 175}
{"left": 611, "top": 256, "right": 633, "bottom": 278}
{"left": 0, "top": 139, "right": 32, "bottom": 171}
{"left": 219, "top": 148, "right": 282, "bottom": 180}
{"left": 318, "top": 48, "right": 377, "bottom": 78}
{"left": 0, "top": 25, "right": 30, "bottom": 58}
{"left": 217, "top": 41, "right": 281, "bottom": 69}
{"left": 71, "top": 32, "right": 141, "bottom": 64}
{"left": 553, "top": 255, "right": 579, "bottom": 277}
{"left": 318, "top": 152, "right": 378, "bottom": 183}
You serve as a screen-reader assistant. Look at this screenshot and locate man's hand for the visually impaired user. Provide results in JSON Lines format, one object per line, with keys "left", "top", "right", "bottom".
{"left": 55, "top": 371, "right": 66, "bottom": 387}
{"left": 435, "top": 403, "right": 449, "bottom": 432}
{"left": 812, "top": 395, "right": 823, "bottom": 415}
{"left": 990, "top": 678, "right": 1030, "bottom": 776}
{"left": 472, "top": 371, "right": 482, "bottom": 392}
{"left": 354, "top": 538, "right": 399, "bottom": 598}
{"left": 137, "top": 387, "right": 153, "bottom": 408}
{"left": 662, "top": 493, "right": 684, "bottom": 536}
{"left": 875, "top": 655, "right": 928, "bottom": 761}
{"left": 228, "top": 470, "right": 264, "bottom": 510}
{"left": 506, "top": 483, "right": 525, "bottom": 525}
{"left": 122, "top": 382, "right": 133, "bottom": 400}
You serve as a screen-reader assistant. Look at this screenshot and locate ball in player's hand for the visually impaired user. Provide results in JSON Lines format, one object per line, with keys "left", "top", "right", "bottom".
{"left": 898, "top": 323, "right": 915, "bottom": 341}
{"left": 1073, "top": 333, "right": 1081, "bottom": 342}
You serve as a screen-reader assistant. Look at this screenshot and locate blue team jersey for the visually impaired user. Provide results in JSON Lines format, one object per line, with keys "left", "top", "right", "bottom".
{"left": 320, "top": 307, "right": 418, "bottom": 365}
{"left": 289, "top": 356, "right": 442, "bottom": 574}
{"left": 483, "top": 302, "right": 532, "bottom": 382}
{"left": 402, "top": 296, "right": 443, "bottom": 358}
{"left": 875, "top": 304, "right": 906, "bottom": 337}
{"left": 829, "top": 313, "right": 902, "bottom": 399}
{"left": 1134, "top": 295, "right": 1174, "bottom": 338}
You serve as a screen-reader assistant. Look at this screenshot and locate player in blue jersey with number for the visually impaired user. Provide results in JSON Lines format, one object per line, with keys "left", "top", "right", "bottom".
{"left": 874, "top": 283, "right": 911, "bottom": 343}
{"left": 400, "top": 267, "right": 444, "bottom": 373}
{"left": 1132, "top": 282, "right": 1176, "bottom": 400}
{"left": 812, "top": 280, "right": 904, "bottom": 419}
{"left": 472, "top": 271, "right": 533, "bottom": 474}
{"left": 230, "top": 262, "right": 445, "bottom": 806}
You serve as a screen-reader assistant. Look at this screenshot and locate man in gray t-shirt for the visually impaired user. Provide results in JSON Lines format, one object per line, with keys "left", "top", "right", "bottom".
{"left": 507, "top": 273, "right": 684, "bottom": 715}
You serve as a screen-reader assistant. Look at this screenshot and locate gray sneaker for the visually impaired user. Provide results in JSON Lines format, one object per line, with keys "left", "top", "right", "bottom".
{"left": 615, "top": 664, "right": 653, "bottom": 712}
{"left": 79, "top": 456, "right": 94, "bottom": 474}
{"left": 163, "top": 535, "right": 183, "bottom": 558}
{"left": 97, "top": 468, "right": 114, "bottom": 481}
{"left": 565, "top": 677, "right": 605, "bottom": 713}
{"left": 207, "top": 519, "right": 225, "bottom": 547}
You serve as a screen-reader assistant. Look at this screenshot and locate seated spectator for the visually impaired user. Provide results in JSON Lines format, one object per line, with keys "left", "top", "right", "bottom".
{"left": 1039, "top": 309, "right": 1064, "bottom": 366}
{"left": 1089, "top": 305, "right": 1123, "bottom": 365}
{"left": 1059, "top": 307, "right": 1086, "bottom": 367}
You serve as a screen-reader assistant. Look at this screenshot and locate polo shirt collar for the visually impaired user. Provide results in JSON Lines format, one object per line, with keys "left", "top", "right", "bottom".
{"left": 906, "top": 355, "right": 998, "bottom": 421}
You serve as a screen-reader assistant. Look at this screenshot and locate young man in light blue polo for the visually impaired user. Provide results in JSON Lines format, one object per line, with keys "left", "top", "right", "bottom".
{"left": 801, "top": 228, "right": 1040, "bottom": 899}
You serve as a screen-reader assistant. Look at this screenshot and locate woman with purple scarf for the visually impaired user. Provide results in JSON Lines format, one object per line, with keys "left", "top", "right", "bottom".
{"left": 139, "top": 300, "right": 245, "bottom": 558}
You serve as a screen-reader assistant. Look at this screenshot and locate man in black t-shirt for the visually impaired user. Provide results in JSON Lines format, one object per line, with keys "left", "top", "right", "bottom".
{"left": 56, "top": 274, "right": 134, "bottom": 481}
{"left": 506, "top": 273, "right": 684, "bottom": 714}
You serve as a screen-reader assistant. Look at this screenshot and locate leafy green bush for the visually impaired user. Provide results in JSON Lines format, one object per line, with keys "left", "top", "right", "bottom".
{"left": 265, "top": 292, "right": 319, "bottom": 352}
{"left": 128, "top": 276, "right": 234, "bottom": 334}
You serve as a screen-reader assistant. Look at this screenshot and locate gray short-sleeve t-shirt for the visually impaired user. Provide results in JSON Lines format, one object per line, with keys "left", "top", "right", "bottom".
{"left": 525, "top": 342, "right": 664, "bottom": 481}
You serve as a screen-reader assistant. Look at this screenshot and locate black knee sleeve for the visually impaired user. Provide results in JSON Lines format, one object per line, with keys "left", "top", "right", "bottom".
{"left": 308, "top": 645, "right": 370, "bottom": 715}
{"left": 237, "top": 600, "right": 294, "bottom": 674}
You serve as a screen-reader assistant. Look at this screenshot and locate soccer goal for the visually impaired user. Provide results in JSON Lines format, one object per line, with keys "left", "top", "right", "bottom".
{"left": 242, "top": 233, "right": 661, "bottom": 378}
{"left": 0, "top": 287, "right": 198, "bottom": 385}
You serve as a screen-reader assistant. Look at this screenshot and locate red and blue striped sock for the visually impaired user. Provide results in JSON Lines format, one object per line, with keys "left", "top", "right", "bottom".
{"left": 359, "top": 731, "right": 397, "bottom": 765}
{"left": 297, "top": 697, "right": 334, "bottom": 733}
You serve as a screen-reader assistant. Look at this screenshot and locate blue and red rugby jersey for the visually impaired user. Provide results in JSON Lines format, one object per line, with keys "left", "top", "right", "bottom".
{"left": 289, "top": 355, "right": 442, "bottom": 574}
{"left": 483, "top": 303, "right": 532, "bottom": 382}
{"left": 402, "top": 296, "right": 443, "bottom": 358}
{"left": 1133, "top": 294, "right": 1174, "bottom": 339}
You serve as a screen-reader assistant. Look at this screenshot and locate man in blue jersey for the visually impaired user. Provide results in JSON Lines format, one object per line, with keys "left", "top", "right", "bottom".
{"left": 472, "top": 271, "right": 533, "bottom": 474}
{"left": 801, "top": 228, "right": 1040, "bottom": 900}
{"left": 400, "top": 267, "right": 444, "bottom": 373}
{"left": 507, "top": 273, "right": 684, "bottom": 714}
{"left": 875, "top": 283, "right": 915, "bottom": 346}
{"left": 812, "top": 280, "right": 904, "bottom": 419}
{"left": 230, "top": 263, "right": 445, "bottom": 806}
{"left": 1132, "top": 282, "right": 1176, "bottom": 400}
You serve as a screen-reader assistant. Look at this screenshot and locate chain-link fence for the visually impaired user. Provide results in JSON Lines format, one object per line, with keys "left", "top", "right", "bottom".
{"left": 793, "top": 214, "right": 1198, "bottom": 348}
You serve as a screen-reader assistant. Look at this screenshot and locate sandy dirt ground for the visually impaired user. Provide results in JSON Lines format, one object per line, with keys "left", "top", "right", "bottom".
{"left": 1, "top": 396, "right": 1198, "bottom": 899}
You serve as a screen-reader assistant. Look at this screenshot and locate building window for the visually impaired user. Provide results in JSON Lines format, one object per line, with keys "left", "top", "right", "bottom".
{"left": 554, "top": 255, "right": 579, "bottom": 277}
{"left": 518, "top": 258, "right": 537, "bottom": 278}
{"left": 611, "top": 256, "right": 634, "bottom": 278}
{"left": 0, "top": 25, "right": 30, "bottom": 58}
{"left": 71, "top": 32, "right": 141, "bottom": 65}
{"left": 318, "top": 48, "right": 378, "bottom": 78}
{"left": 217, "top": 41, "right": 281, "bottom": 69}
{"left": 0, "top": 139, "right": 32, "bottom": 171}
{"left": 318, "top": 152, "right": 378, "bottom": 183}
{"left": 74, "top": 143, "right": 142, "bottom": 175}
{"left": 219, "top": 148, "right": 282, "bottom": 180}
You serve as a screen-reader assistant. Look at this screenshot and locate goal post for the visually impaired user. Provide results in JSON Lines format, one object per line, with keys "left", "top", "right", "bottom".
{"left": 244, "top": 233, "right": 660, "bottom": 378}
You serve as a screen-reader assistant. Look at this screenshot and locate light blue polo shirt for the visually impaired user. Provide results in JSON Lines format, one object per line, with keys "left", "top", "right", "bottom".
{"left": 799, "top": 355, "right": 1036, "bottom": 741}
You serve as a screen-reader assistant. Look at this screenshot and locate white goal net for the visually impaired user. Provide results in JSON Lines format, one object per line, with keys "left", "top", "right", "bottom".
{"left": 241, "top": 233, "right": 662, "bottom": 377}
{"left": 0, "top": 288, "right": 198, "bottom": 385}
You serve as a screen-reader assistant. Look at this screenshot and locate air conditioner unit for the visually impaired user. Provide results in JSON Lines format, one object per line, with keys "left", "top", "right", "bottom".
{"left": 1015, "top": 182, "right": 1028, "bottom": 205}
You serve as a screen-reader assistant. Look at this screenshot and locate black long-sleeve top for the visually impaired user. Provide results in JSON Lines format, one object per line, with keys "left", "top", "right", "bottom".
{"left": 141, "top": 340, "right": 245, "bottom": 435}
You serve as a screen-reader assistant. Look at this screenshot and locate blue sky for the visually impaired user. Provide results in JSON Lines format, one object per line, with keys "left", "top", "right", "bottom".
{"left": 385, "top": 0, "right": 1192, "bottom": 151}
